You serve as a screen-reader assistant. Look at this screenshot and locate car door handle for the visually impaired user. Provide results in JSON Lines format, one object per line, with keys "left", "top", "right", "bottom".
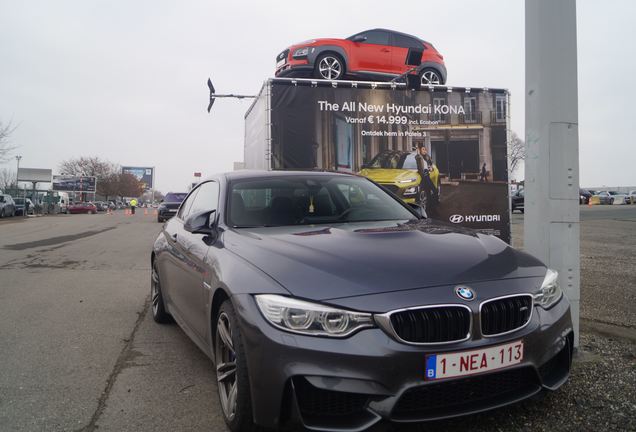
{"left": 381, "top": 48, "right": 390, "bottom": 53}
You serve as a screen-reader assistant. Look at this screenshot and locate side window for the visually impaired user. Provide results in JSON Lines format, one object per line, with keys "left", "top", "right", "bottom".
{"left": 177, "top": 189, "right": 199, "bottom": 220}
{"left": 360, "top": 31, "right": 389, "bottom": 46}
{"left": 392, "top": 33, "right": 421, "bottom": 49}
{"left": 188, "top": 181, "right": 220, "bottom": 216}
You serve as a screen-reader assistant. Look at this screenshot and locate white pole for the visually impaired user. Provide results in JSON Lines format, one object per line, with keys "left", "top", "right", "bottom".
{"left": 525, "top": 0, "right": 580, "bottom": 347}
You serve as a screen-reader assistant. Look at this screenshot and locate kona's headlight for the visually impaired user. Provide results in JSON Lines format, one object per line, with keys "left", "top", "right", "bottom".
{"left": 292, "top": 47, "right": 309, "bottom": 58}
{"left": 255, "top": 294, "right": 374, "bottom": 337}
{"left": 403, "top": 186, "right": 417, "bottom": 196}
{"left": 399, "top": 178, "right": 418, "bottom": 184}
{"left": 534, "top": 268, "right": 563, "bottom": 309}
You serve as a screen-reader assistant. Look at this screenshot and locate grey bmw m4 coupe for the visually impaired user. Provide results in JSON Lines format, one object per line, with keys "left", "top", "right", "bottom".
{"left": 151, "top": 170, "right": 572, "bottom": 431}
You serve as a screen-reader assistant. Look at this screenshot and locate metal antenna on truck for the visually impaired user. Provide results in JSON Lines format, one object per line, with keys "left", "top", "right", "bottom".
{"left": 207, "top": 78, "right": 256, "bottom": 112}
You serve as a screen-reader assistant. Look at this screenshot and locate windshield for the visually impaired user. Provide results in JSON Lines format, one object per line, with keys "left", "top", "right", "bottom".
{"left": 367, "top": 151, "right": 417, "bottom": 169}
{"left": 228, "top": 175, "right": 416, "bottom": 228}
{"left": 164, "top": 193, "right": 187, "bottom": 202}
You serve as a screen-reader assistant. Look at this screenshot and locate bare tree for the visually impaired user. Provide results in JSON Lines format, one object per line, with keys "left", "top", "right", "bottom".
{"left": 116, "top": 173, "right": 144, "bottom": 198}
{"left": 0, "top": 120, "right": 18, "bottom": 163}
{"left": 0, "top": 167, "right": 16, "bottom": 190}
{"left": 58, "top": 156, "right": 119, "bottom": 198}
{"left": 508, "top": 132, "right": 526, "bottom": 175}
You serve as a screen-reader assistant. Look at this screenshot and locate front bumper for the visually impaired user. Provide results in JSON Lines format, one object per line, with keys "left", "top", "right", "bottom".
{"left": 158, "top": 208, "right": 177, "bottom": 219}
{"left": 233, "top": 293, "right": 573, "bottom": 431}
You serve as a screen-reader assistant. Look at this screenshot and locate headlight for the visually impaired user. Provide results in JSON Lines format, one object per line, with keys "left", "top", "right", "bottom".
{"left": 534, "top": 268, "right": 563, "bottom": 309}
{"left": 399, "top": 178, "right": 418, "bottom": 184}
{"left": 255, "top": 294, "right": 374, "bottom": 337}
{"left": 292, "top": 47, "right": 309, "bottom": 58}
{"left": 403, "top": 186, "right": 417, "bottom": 195}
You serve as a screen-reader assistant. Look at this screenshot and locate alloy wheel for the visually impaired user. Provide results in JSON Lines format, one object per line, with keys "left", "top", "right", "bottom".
{"left": 421, "top": 69, "right": 442, "bottom": 85}
{"left": 318, "top": 56, "right": 342, "bottom": 80}
{"left": 151, "top": 265, "right": 161, "bottom": 316}
{"left": 216, "top": 312, "right": 238, "bottom": 421}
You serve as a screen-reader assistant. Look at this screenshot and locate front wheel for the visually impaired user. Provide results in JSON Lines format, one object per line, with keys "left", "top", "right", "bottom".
{"left": 215, "top": 300, "right": 256, "bottom": 432}
{"left": 151, "top": 261, "right": 171, "bottom": 323}
{"left": 610, "top": 198, "right": 614, "bottom": 205}
{"left": 420, "top": 68, "right": 443, "bottom": 85}
{"left": 314, "top": 54, "right": 344, "bottom": 80}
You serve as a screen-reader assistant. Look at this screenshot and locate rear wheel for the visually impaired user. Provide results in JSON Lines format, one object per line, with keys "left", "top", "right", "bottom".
{"left": 314, "top": 54, "right": 344, "bottom": 80}
{"left": 420, "top": 68, "right": 443, "bottom": 85}
{"left": 215, "top": 300, "right": 256, "bottom": 432}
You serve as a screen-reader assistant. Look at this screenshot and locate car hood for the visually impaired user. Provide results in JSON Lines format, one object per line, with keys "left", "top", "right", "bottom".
{"left": 359, "top": 168, "right": 419, "bottom": 184}
{"left": 224, "top": 220, "right": 546, "bottom": 301}
{"left": 294, "top": 38, "right": 346, "bottom": 46}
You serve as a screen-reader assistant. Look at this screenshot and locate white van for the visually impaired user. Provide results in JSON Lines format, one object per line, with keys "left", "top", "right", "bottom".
{"left": 58, "top": 192, "right": 69, "bottom": 214}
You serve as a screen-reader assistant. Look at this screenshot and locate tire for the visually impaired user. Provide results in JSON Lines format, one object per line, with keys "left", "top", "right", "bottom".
{"left": 610, "top": 198, "right": 614, "bottom": 205}
{"left": 157, "top": 217, "right": 163, "bottom": 223}
{"left": 0, "top": 208, "right": 5, "bottom": 218}
{"left": 215, "top": 300, "right": 256, "bottom": 432}
{"left": 151, "top": 261, "right": 172, "bottom": 324}
{"left": 420, "top": 68, "right": 443, "bottom": 85}
{"left": 314, "top": 53, "right": 344, "bottom": 80}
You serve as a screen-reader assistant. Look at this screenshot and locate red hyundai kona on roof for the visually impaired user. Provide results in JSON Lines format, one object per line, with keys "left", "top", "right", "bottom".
{"left": 275, "top": 28, "right": 447, "bottom": 85}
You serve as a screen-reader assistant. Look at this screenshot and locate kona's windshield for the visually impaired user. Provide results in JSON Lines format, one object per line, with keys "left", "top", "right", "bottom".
{"left": 229, "top": 175, "right": 416, "bottom": 228}
{"left": 367, "top": 151, "right": 417, "bottom": 170}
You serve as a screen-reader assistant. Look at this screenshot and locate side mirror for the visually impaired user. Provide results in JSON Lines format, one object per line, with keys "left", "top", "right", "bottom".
{"left": 352, "top": 35, "right": 367, "bottom": 43}
{"left": 407, "top": 202, "right": 427, "bottom": 219}
{"left": 184, "top": 209, "right": 217, "bottom": 235}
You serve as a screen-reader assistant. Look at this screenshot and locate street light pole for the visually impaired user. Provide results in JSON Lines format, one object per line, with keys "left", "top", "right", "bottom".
{"left": 15, "top": 155, "right": 22, "bottom": 189}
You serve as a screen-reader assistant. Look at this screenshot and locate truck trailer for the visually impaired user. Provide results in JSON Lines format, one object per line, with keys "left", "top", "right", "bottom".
{"left": 243, "top": 78, "right": 512, "bottom": 242}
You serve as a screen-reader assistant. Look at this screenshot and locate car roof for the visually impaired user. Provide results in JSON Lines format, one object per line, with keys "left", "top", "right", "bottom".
{"left": 354, "top": 28, "right": 430, "bottom": 45}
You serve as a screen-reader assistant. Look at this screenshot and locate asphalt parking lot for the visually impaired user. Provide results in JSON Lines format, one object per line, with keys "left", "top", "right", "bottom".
{"left": 0, "top": 206, "right": 634, "bottom": 431}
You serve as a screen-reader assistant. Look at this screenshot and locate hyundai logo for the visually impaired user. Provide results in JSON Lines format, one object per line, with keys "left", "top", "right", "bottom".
{"left": 455, "top": 286, "right": 475, "bottom": 301}
{"left": 449, "top": 214, "right": 464, "bottom": 224}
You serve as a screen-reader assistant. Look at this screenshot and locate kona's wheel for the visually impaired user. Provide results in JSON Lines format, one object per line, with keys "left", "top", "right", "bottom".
{"left": 315, "top": 54, "right": 344, "bottom": 80}
{"left": 0, "top": 209, "right": 4, "bottom": 218}
{"left": 420, "top": 68, "right": 442, "bottom": 85}
{"left": 151, "top": 261, "right": 171, "bottom": 323}
{"left": 215, "top": 300, "right": 255, "bottom": 432}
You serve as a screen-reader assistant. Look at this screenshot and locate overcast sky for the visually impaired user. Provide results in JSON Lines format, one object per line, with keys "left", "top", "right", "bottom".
{"left": 1, "top": 0, "right": 634, "bottom": 192}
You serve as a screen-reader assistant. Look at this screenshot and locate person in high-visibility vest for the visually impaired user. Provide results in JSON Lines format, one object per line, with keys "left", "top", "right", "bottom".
{"left": 130, "top": 198, "right": 138, "bottom": 214}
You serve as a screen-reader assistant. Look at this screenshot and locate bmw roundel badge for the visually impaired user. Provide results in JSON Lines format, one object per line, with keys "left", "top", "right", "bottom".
{"left": 455, "top": 286, "right": 475, "bottom": 301}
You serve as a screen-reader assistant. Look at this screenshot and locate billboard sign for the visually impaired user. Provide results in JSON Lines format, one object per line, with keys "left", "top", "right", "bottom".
{"left": 52, "top": 175, "right": 97, "bottom": 192}
{"left": 266, "top": 81, "right": 511, "bottom": 242}
{"left": 17, "top": 168, "right": 52, "bottom": 183}
{"left": 121, "top": 166, "right": 154, "bottom": 189}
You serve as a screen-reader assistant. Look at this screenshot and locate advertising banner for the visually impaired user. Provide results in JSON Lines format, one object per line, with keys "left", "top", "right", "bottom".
{"left": 122, "top": 166, "right": 154, "bottom": 189}
{"left": 52, "top": 175, "right": 97, "bottom": 192}
{"left": 17, "top": 168, "right": 52, "bottom": 183}
{"left": 268, "top": 81, "right": 511, "bottom": 242}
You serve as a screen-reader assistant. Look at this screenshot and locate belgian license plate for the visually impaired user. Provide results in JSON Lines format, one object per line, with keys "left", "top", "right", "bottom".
{"left": 425, "top": 340, "right": 523, "bottom": 380}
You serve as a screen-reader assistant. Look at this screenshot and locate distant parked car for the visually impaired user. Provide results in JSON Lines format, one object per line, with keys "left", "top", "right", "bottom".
{"left": 626, "top": 191, "right": 636, "bottom": 204}
{"left": 157, "top": 192, "right": 187, "bottom": 222}
{"left": 94, "top": 202, "right": 108, "bottom": 212}
{"left": 68, "top": 202, "right": 97, "bottom": 214}
{"left": 511, "top": 188, "right": 524, "bottom": 213}
{"left": 579, "top": 189, "right": 592, "bottom": 204}
{"left": 0, "top": 194, "right": 16, "bottom": 217}
{"left": 13, "top": 197, "right": 34, "bottom": 216}
{"left": 596, "top": 191, "right": 627, "bottom": 205}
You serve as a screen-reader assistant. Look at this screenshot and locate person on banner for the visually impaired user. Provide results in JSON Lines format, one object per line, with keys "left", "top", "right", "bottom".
{"left": 480, "top": 163, "right": 488, "bottom": 182}
{"left": 130, "top": 198, "right": 138, "bottom": 215}
{"left": 415, "top": 143, "right": 439, "bottom": 208}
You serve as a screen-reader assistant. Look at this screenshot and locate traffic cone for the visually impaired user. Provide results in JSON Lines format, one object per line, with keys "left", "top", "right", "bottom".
{"left": 144, "top": 208, "right": 149, "bottom": 216}
{"left": 153, "top": 209, "right": 158, "bottom": 215}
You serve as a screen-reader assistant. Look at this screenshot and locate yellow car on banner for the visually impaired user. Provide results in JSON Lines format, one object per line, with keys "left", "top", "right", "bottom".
{"left": 359, "top": 150, "right": 440, "bottom": 204}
